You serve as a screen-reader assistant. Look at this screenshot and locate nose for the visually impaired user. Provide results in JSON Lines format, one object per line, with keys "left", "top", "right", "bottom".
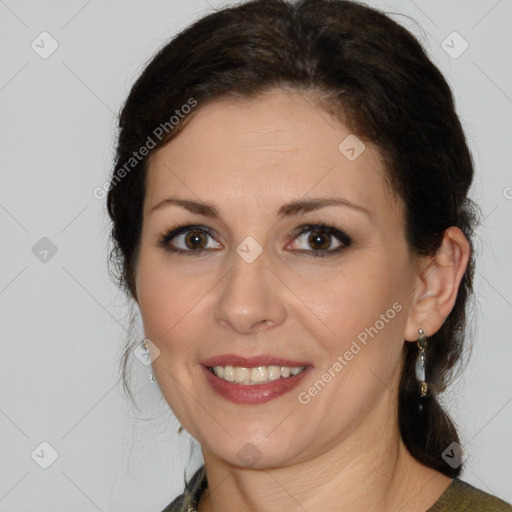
{"left": 213, "top": 251, "right": 287, "bottom": 335}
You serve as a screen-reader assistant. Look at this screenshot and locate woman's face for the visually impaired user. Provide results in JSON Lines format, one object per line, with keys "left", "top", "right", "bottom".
{"left": 135, "top": 89, "right": 420, "bottom": 468}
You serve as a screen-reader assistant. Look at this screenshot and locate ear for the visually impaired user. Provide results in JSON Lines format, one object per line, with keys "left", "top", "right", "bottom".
{"left": 404, "top": 226, "right": 471, "bottom": 341}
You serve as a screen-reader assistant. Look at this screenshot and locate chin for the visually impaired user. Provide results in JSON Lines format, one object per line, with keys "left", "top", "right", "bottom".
{"left": 201, "top": 429, "right": 304, "bottom": 470}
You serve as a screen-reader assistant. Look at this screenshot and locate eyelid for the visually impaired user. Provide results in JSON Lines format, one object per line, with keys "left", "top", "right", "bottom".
{"left": 159, "top": 224, "right": 216, "bottom": 243}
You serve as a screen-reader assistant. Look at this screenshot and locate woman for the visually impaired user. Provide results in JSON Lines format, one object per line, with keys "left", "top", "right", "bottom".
{"left": 106, "top": 0, "right": 512, "bottom": 510}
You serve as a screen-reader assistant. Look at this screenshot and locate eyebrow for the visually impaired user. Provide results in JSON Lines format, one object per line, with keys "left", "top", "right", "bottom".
{"left": 150, "top": 196, "right": 373, "bottom": 218}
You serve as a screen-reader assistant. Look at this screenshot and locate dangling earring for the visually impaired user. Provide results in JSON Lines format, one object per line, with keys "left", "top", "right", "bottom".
{"left": 140, "top": 339, "right": 155, "bottom": 382}
{"left": 415, "top": 328, "right": 428, "bottom": 397}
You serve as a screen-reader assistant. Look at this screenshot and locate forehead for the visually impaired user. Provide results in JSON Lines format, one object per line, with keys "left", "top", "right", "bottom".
{"left": 145, "top": 89, "right": 401, "bottom": 221}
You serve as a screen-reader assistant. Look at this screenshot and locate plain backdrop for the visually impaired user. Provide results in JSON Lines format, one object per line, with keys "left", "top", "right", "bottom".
{"left": 1, "top": 0, "right": 511, "bottom": 510}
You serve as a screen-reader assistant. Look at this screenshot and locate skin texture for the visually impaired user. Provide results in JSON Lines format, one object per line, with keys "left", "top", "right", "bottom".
{"left": 134, "top": 89, "right": 470, "bottom": 512}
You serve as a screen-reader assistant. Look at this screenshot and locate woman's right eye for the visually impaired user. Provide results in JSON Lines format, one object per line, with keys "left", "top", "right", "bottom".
{"left": 157, "top": 225, "right": 222, "bottom": 255}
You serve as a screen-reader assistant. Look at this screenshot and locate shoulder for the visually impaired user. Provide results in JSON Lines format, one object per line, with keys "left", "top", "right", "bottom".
{"left": 160, "top": 465, "right": 207, "bottom": 512}
{"left": 428, "top": 478, "right": 512, "bottom": 511}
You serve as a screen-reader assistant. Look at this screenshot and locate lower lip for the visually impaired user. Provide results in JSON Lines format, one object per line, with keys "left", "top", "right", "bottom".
{"left": 201, "top": 365, "right": 312, "bottom": 405}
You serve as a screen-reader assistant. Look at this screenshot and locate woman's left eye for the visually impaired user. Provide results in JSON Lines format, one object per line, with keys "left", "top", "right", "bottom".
{"left": 157, "top": 223, "right": 352, "bottom": 257}
{"left": 287, "top": 224, "right": 352, "bottom": 257}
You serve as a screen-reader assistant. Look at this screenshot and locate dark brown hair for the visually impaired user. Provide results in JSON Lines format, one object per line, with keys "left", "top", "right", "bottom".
{"left": 107, "top": 0, "right": 479, "bottom": 479}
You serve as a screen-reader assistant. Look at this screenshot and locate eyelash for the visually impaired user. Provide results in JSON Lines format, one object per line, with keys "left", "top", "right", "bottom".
{"left": 156, "top": 222, "right": 353, "bottom": 258}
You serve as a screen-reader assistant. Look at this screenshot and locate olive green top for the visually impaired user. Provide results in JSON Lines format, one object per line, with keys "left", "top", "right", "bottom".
{"left": 162, "top": 465, "right": 512, "bottom": 511}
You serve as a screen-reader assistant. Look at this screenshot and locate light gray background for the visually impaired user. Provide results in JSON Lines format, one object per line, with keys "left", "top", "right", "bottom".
{"left": 1, "top": 0, "right": 511, "bottom": 510}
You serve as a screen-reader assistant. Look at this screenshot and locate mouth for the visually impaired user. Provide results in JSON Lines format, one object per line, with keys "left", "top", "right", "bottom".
{"left": 200, "top": 362, "right": 313, "bottom": 405}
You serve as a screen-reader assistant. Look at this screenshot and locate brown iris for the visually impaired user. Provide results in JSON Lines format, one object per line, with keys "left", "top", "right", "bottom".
{"left": 308, "top": 231, "right": 331, "bottom": 251}
{"left": 185, "top": 231, "right": 208, "bottom": 250}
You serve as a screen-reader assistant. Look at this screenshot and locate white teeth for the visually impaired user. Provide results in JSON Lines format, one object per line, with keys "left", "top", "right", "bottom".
{"left": 268, "top": 366, "right": 281, "bottom": 380}
{"left": 250, "top": 366, "right": 267, "bottom": 383}
{"left": 211, "top": 365, "right": 306, "bottom": 385}
{"left": 234, "top": 367, "right": 247, "bottom": 383}
{"left": 223, "top": 366, "right": 234, "bottom": 382}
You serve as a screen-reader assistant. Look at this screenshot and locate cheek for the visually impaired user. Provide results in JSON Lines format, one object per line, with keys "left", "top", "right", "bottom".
{"left": 135, "top": 254, "right": 203, "bottom": 348}
{"left": 291, "top": 259, "right": 393, "bottom": 337}
{"left": 294, "top": 255, "right": 407, "bottom": 380}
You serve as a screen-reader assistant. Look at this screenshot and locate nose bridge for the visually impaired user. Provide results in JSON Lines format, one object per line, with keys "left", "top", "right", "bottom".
{"left": 214, "top": 239, "right": 286, "bottom": 333}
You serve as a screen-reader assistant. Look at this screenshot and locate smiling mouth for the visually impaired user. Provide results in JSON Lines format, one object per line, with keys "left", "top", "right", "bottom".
{"left": 206, "top": 364, "right": 307, "bottom": 385}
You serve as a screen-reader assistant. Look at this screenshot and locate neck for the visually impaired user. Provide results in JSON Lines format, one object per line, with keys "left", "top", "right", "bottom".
{"left": 197, "top": 390, "right": 452, "bottom": 512}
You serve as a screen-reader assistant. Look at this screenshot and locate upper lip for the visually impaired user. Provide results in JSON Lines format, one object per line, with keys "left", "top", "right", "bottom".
{"left": 201, "top": 354, "right": 312, "bottom": 368}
